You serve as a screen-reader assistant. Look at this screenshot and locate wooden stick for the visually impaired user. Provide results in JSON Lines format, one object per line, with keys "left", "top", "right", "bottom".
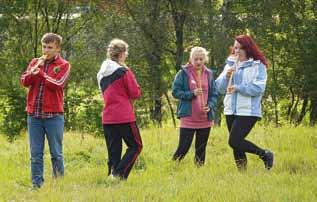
{"left": 30, "top": 55, "right": 47, "bottom": 73}
{"left": 227, "top": 57, "right": 239, "bottom": 94}
{"left": 227, "top": 69, "right": 234, "bottom": 88}
{"left": 197, "top": 68, "right": 205, "bottom": 110}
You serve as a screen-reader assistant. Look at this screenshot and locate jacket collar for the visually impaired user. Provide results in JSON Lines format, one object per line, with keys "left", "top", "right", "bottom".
{"left": 226, "top": 57, "right": 260, "bottom": 68}
{"left": 45, "top": 54, "right": 63, "bottom": 65}
{"left": 97, "top": 59, "right": 124, "bottom": 89}
{"left": 182, "top": 63, "right": 209, "bottom": 73}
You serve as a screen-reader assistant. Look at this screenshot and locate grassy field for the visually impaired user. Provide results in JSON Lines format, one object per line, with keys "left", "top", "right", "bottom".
{"left": 0, "top": 124, "right": 316, "bottom": 202}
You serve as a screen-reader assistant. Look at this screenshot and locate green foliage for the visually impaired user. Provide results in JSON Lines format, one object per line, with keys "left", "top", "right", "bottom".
{"left": 66, "top": 85, "right": 103, "bottom": 136}
{"left": 1, "top": 0, "right": 317, "bottom": 139}
{"left": 0, "top": 88, "right": 26, "bottom": 141}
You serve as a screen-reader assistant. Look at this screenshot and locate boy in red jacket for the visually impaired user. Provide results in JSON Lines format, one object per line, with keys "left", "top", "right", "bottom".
{"left": 97, "top": 39, "right": 142, "bottom": 179}
{"left": 20, "top": 33, "right": 70, "bottom": 188}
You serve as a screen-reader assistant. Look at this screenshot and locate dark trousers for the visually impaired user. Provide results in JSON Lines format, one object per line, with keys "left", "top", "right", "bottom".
{"left": 103, "top": 122, "right": 142, "bottom": 179}
{"left": 173, "top": 127, "right": 211, "bottom": 165}
{"left": 226, "top": 115, "right": 265, "bottom": 167}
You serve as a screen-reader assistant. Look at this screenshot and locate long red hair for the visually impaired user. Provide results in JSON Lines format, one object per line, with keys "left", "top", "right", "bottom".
{"left": 233, "top": 35, "right": 269, "bottom": 68}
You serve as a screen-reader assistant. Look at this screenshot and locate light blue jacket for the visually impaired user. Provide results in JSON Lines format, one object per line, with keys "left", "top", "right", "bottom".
{"left": 215, "top": 58, "right": 267, "bottom": 118}
{"left": 172, "top": 65, "right": 218, "bottom": 121}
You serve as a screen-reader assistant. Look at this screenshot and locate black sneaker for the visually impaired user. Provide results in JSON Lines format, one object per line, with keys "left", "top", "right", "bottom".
{"left": 260, "top": 150, "right": 274, "bottom": 170}
{"left": 32, "top": 183, "right": 42, "bottom": 190}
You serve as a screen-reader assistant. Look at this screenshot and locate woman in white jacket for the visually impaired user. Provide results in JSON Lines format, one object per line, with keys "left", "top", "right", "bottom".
{"left": 216, "top": 35, "right": 274, "bottom": 171}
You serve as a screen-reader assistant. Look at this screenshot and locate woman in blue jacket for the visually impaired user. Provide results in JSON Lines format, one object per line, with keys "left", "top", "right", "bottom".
{"left": 172, "top": 47, "right": 218, "bottom": 166}
{"left": 216, "top": 35, "right": 274, "bottom": 170}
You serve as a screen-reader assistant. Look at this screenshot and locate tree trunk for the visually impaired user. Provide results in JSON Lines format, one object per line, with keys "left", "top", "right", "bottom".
{"left": 148, "top": 51, "right": 162, "bottom": 125}
{"left": 175, "top": 23, "right": 184, "bottom": 71}
{"left": 287, "top": 87, "right": 295, "bottom": 121}
{"left": 32, "top": 0, "right": 42, "bottom": 57}
{"left": 290, "top": 94, "right": 300, "bottom": 124}
{"left": 310, "top": 97, "right": 317, "bottom": 126}
{"left": 270, "top": 35, "right": 279, "bottom": 126}
{"left": 168, "top": 0, "right": 187, "bottom": 71}
{"left": 296, "top": 95, "right": 308, "bottom": 125}
{"left": 164, "top": 92, "right": 176, "bottom": 127}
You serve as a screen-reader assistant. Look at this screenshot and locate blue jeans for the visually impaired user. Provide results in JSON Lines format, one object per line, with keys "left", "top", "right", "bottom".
{"left": 27, "top": 115, "right": 64, "bottom": 186}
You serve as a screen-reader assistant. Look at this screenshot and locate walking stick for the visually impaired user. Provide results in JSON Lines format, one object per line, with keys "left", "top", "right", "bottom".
{"left": 227, "top": 57, "right": 239, "bottom": 94}
{"left": 197, "top": 68, "right": 205, "bottom": 110}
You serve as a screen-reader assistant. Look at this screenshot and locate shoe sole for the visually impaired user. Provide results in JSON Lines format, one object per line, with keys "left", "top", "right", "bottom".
{"left": 266, "top": 152, "right": 274, "bottom": 170}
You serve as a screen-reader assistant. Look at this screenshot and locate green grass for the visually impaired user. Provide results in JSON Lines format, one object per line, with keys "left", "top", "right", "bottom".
{"left": 0, "top": 124, "right": 316, "bottom": 202}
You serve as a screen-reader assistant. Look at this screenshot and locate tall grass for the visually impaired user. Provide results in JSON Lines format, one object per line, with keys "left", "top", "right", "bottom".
{"left": 0, "top": 124, "right": 316, "bottom": 202}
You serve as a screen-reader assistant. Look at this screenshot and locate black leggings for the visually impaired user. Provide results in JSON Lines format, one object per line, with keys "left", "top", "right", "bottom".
{"left": 173, "top": 127, "right": 211, "bottom": 165}
{"left": 226, "top": 115, "right": 265, "bottom": 162}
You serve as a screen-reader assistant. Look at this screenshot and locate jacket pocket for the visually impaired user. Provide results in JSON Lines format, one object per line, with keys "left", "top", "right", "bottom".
{"left": 208, "top": 108, "right": 215, "bottom": 120}
{"left": 236, "top": 93, "right": 252, "bottom": 113}
{"left": 177, "top": 101, "right": 190, "bottom": 117}
{"left": 177, "top": 102, "right": 184, "bottom": 116}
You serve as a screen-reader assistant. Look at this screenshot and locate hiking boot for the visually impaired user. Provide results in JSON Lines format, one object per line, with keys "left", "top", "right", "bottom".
{"left": 31, "top": 183, "right": 42, "bottom": 190}
{"left": 260, "top": 150, "right": 274, "bottom": 170}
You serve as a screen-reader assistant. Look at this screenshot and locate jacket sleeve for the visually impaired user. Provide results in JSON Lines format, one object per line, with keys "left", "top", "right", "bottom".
{"left": 123, "top": 69, "right": 141, "bottom": 100}
{"left": 207, "top": 72, "right": 218, "bottom": 110}
{"left": 38, "top": 62, "right": 71, "bottom": 91}
{"left": 172, "top": 70, "right": 195, "bottom": 101}
{"left": 20, "top": 59, "right": 38, "bottom": 87}
{"left": 215, "top": 64, "right": 230, "bottom": 95}
{"left": 235, "top": 63, "right": 267, "bottom": 97}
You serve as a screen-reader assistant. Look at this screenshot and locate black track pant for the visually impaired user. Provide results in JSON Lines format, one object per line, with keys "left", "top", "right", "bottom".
{"left": 173, "top": 127, "right": 211, "bottom": 165}
{"left": 103, "top": 122, "right": 142, "bottom": 179}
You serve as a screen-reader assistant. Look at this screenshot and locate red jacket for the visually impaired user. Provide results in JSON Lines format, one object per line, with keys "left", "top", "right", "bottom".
{"left": 20, "top": 55, "right": 70, "bottom": 113}
{"left": 97, "top": 59, "right": 141, "bottom": 124}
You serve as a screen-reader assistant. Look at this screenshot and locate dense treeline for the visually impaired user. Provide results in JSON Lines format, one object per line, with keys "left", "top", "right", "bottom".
{"left": 0, "top": 0, "right": 316, "bottom": 140}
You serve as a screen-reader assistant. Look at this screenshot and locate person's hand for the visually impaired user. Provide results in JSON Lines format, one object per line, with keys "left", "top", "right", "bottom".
{"left": 194, "top": 88, "right": 203, "bottom": 96}
{"left": 38, "top": 55, "right": 47, "bottom": 65}
{"left": 227, "top": 85, "right": 236, "bottom": 94}
{"left": 30, "top": 55, "right": 47, "bottom": 75}
{"left": 31, "top": 67, "right": 40, "bottom": 75}
{"left": 226, "top": 68, "right": 235, "bottom": 79}
{"left": 33, "top": 55, "right": 47, "bottom": 68}
{"left": 203, "top": 106, "right": 210, "bottom": 113}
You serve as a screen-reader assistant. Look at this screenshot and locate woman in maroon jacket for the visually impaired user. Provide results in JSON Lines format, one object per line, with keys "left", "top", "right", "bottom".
{"left": 97, "top": 39, "right": 142, "bottom": 180}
